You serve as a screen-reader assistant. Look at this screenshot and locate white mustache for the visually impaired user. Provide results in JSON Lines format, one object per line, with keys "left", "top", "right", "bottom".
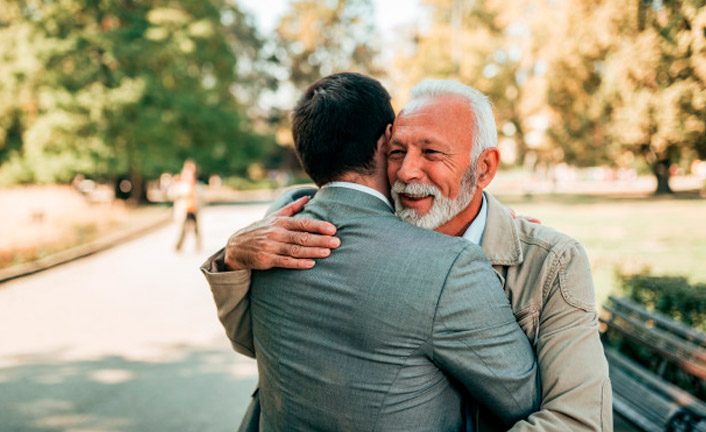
{"left": 391, "top": 181, "right": 441, "bottom": 199}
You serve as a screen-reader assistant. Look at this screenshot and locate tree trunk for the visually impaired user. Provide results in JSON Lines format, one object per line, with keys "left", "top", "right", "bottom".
{"left": 653, "top": 159, "right": 673, "bottom": 195}
{"left": 127, "top": 172, "right": 146, "bottom": 205}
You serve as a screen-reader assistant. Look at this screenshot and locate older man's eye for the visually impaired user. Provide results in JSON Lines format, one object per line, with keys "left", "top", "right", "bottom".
{"left": 388, "top": 149, "right": 405, "bottom": 158}
{"left": 424, "top": 149, "right": 442, "bottom": 156}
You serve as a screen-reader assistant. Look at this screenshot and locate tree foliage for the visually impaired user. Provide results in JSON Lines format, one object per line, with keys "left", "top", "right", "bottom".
{"left": 275, "top": 0, "right": 381, "bottom": 90}
{"left": 0, "top": 0, "right": 277, "bottom": 187}
{"left": 546, "top": 0, "right": 706, "bottom": 191}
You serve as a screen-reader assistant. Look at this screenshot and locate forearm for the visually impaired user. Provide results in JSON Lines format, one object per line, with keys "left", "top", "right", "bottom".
{"left": 507, "top": 315, "right": 610, "bottom": 431}
{"left": 508, "top": 248, "right": 612, "bottom": 432}
{"left": 200, "top": 250, "right": 255, "bottom": 357}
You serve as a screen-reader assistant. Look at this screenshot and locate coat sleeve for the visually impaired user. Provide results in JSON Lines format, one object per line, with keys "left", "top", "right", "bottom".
{"left": 507, "top": 241, "right": 612, "bottom": 432}
{"left": 200, "top": 187, "right": 319, "bottom": 358}
{"left": 431, "top": 245, "right": 542, "bottom": 427}
{"left": 201, "top": 249, "right": 255, "bottom": 357}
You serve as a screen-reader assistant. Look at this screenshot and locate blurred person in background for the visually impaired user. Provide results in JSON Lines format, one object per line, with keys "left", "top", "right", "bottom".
{"left": 172, "top": 160, "right": 202, "bottom": 252}
{"left": 206, "top": 79, "right": 612, "bottom": 431}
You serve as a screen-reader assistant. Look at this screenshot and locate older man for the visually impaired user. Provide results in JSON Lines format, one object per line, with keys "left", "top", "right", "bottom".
{"left": 203, "top": 79, "right": 612, "bottom": 431}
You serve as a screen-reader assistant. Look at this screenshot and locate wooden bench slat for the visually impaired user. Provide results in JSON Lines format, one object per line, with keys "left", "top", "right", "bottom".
{"left": 612, "top": 395, "right": 665, "bottom": 432}
{"left": 610, "top": 296, "right": 706, "bottom": 349}
{"left": 607, "top": 348, "right": 706, "bottom": 431}
{"left": 603, "top": 309, "right": 706, "bottom": 366}
{"left": 611, "top": 362, "right": 677, "bottom": 430}
{"left": 602, "top": 296, "right": 706, "bottom": 432}
{"left": 602, "top": 304, "right": 706, "bottom": 380}
{"left": 606, "top": 348, "right": 706, "bottom": 417}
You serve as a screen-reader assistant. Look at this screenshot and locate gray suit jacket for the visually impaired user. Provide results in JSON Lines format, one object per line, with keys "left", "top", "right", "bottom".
{"left": 247, "top": 186, "right": 539, "bottom": 431}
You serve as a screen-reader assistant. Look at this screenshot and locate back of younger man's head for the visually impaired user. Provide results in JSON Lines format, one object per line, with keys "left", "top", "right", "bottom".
{"left": 292, "top": 72, "right": 395, "bottom": 186}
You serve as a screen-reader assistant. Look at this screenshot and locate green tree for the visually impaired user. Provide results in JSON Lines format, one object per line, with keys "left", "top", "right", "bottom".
{"left": 0, "top": 0, "right": 277, "bottom": 198}
{"left": 275, "top": 0, "right": 381, "bottom": 90}
{"left": 546, "top": 0, "right": 706, "bottom": 193}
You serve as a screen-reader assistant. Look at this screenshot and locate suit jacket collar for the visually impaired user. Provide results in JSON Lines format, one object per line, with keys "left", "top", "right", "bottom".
{"left": 482, "top": 193, "right": 524, "bottom": 266}
{"left": 309, "top": 188, "right": 524, "bottom": 266}
{"left": 309, "top": 186, "right": 395, "bottom": 220}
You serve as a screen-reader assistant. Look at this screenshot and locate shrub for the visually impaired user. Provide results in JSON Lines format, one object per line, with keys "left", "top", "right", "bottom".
{"left": 619, "top": 272, "right": 706, "bottom": 333}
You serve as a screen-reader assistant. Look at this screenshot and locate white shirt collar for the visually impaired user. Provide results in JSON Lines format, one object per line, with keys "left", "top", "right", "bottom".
{"left": 322, "top": 181, "right": 393, "bottom": 210}
{"left": 461, "top": 192, "right": 488, "bottom": 245}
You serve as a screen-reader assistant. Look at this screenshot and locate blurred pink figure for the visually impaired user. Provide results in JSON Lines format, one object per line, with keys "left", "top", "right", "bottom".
{"left": 172, "top": 160, "right": 202, "bottom": 252}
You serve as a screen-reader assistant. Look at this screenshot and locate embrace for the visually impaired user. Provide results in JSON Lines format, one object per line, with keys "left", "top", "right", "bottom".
{"left": 202, "top": 73, "right": 612, "bottom": 431}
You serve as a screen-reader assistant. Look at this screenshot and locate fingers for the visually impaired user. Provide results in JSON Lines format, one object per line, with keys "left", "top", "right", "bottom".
{"left": 258, "top": 229, "right": 337, "bottom": 256}
{"left": 275, "top": 196, "right": 310, "bottom": 217}
{"left": 281, "top": 216, "right": 337, "bottom": 236}
{"left": 226, "top": 248, "right": 317, "bottom": 271}
{"left": 222, "top": 211, "right": 339, "bottom": 272}
{"left": 274, "top": 256, "right": 316, "bottom": 270}
{"left": 281, "top": 230, "right": 340, "bottom": 249}
{"left": 275, "top": 243, "right": 332, "bottom": 259}
{"left": 250, "top": 252, "right": 316, "bottom": 270}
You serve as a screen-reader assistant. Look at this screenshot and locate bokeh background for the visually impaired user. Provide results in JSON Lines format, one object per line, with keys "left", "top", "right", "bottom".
{"left": 1, "top": 1, "right": 705, "bottom": 431}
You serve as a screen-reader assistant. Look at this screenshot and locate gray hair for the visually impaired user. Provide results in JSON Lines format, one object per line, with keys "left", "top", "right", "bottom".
{"left": 404, "top": 79, "right": 497, "bottom": 165}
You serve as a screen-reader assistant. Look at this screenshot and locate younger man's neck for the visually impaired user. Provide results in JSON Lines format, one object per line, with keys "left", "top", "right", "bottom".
{"left": 334, "top": 172, "right": 391, "bottom": 202}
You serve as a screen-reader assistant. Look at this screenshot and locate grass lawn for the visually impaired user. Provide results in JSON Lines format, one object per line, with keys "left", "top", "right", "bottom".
{"left": 497, "top": 193, "right": 706, "bottom": 305}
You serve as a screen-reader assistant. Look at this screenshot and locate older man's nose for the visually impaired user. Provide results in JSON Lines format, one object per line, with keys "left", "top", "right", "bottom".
{"left": 397, "top": 155, "right": 423, "bottom": 182}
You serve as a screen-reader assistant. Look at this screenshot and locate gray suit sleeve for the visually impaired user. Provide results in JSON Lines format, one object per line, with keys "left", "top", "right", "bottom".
{"left": 431, "top": 245, "right": 541, "bottom": 426}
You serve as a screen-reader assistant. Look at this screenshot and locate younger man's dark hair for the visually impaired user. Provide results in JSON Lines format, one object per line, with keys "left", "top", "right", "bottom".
{"left": 291, "top": 72, "right": 395, "bottom": 186}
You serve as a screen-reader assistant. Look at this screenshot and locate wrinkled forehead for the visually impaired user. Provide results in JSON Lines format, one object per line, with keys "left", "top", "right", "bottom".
{"left": 391, "top": 95, "right": 474, "bottom": 143}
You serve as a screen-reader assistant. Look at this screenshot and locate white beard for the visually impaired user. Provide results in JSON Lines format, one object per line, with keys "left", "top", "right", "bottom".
{"left": 391, "top": 171, "right": 476, "bottom": 229}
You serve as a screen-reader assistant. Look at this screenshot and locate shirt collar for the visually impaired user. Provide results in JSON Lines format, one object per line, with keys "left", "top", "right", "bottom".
{"left": 322, "top": 181, "right": 393, "bottom": 210}
{"left": 461, "top": 192, "right": 488, "bottom": 245}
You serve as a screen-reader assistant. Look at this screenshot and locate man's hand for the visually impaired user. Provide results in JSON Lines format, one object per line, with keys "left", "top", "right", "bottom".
{"left": 510, "top": 208, "right": 541, "bottom": 224}
{"left": 224, "top": 196, "right": 341, "bottom": 271}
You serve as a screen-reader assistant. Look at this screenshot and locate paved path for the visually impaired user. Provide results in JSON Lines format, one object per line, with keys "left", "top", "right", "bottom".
{"left": 0, "top": 204, "right": 268, "bottom": 432}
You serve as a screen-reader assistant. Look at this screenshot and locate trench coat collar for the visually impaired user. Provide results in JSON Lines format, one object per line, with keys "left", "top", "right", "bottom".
{"left": 481, "top": 193, "right": 524, "bottom": 266}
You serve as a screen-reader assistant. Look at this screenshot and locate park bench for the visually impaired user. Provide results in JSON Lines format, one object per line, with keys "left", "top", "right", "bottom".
{"left": 600, "top": 296, "right": 706, "bottom": 432}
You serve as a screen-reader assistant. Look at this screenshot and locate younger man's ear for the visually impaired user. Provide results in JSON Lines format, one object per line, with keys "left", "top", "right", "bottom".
{"left": 377, "top": 124, "right": 392, "bottom": 152}
{"left": 376, "top": 133, "right": 387, "bottom": 153}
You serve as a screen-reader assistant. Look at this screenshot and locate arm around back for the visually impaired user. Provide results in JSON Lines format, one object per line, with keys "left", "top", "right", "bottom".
{"left": 431, "top": 244, "right": 541, "bottom": 426}
{"left": 201, "top": 186, "right": 329, "bottom": 358}
{"left": 507, "top": 241, "right": 612, "bottom": 432}
{"left": 201, "top": 250, "right": 256, "bottom": 357}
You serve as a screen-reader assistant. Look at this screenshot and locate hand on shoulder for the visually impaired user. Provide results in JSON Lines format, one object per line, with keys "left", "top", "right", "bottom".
{"left": 224, "top": 196, "right": 341, "bottom": 271}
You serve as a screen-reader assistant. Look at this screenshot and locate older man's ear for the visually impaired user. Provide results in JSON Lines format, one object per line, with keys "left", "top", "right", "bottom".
{"left": 475, "top": 148, "right": 500, "bottom": 189}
